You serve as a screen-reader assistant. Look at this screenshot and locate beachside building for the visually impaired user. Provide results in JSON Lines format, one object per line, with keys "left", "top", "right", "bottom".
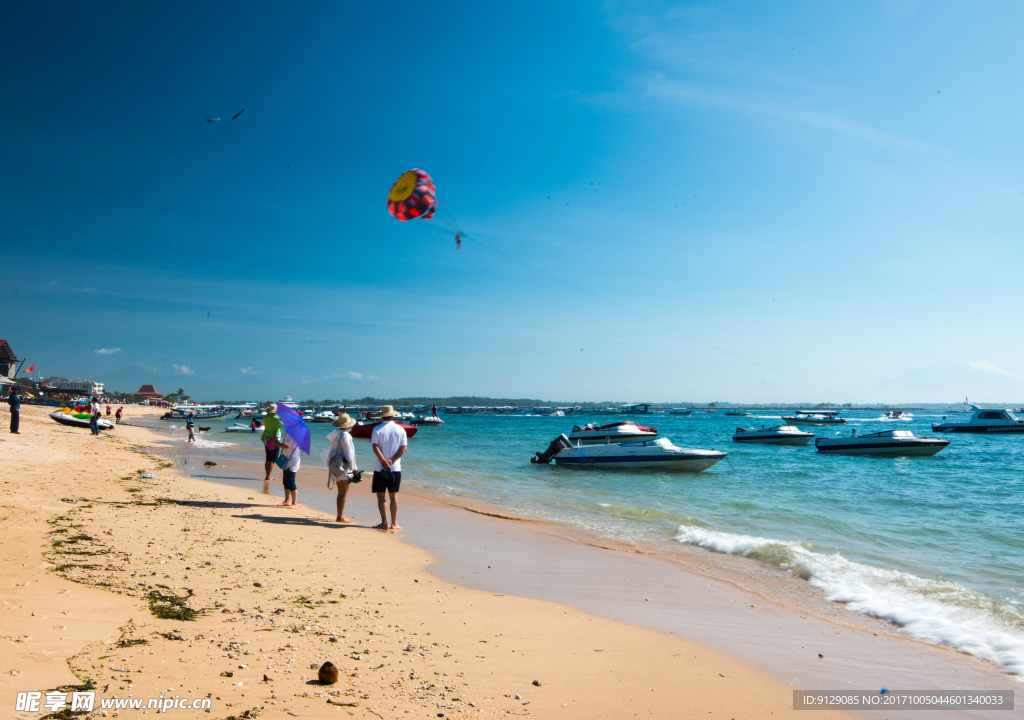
{"left": 0, "top": 339, "right": 23, "bottom": 379}
{"left": 43, "top": 376, "right": 105, "bottom": 396}
{"left": 135, "top": 384, "right": 163, "bottom": 400}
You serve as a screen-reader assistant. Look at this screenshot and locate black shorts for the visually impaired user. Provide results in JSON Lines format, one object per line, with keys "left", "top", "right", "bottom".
{"left": 282, "top": 469, "right": 297, "bottom": 491}
{"left": 265, "top": 445, "right": 280, "bottom": 463}
{"left": 372, "top": 470, "right": 402, "bottom": 494}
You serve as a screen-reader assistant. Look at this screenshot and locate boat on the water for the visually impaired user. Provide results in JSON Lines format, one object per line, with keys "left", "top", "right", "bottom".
{"left": 308, "top": 410, "right": 337, "bottom": 424}
{"left": 668, "top": 409, "right": 693, "bottom": 416}
{"left": 531, "top": 434, "right": 725, "bottom": 471}
{"left": 782, "top": 410, "right": 846, "bottom": 425}
{"left": 410, "top": 415, "right": 444, "bottom": 426}
{"left": 49, "top": 410, "right": 114, "bottom": 430}
{"left": 931, "top": 407, "right": 1024, "bottom": 434}
{"left": 724, "top": 410, "right": 751, "bottom": 417}
{"left": 885, "top": 410, "right": 905, "bottom": 420}
{"left": 732, "top": 425, "right": 814, "bottom": 445}
{"left": 349, "top": 421, "right": 419, "bottom": 439}
{"left": 161, "top": 408, "right": 228, "bottom": 420}
{"left": 568, "top": 421, "right": 657, "bottom": 445}
{"left": 815, "top": 429, "right": 949, "bottom": 455}
{"left": 225, "top": 423, "right": 262, "bottom": 433}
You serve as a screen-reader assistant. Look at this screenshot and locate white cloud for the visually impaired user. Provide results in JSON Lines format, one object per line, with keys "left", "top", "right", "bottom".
{"left": 347, "top": 372, "right": 363, "bottom": 380}
{"left": 94, "top": 347, "right": 122, "bottom": 355}
{"left": 319, "top": 371, "right": 382, "bottom": 382}
{"left": 968, "top": 361, "right": 1016, "bottom": 380}
{"left": 173, "top": 364, "right": 195, "bottom": 377}
{"left": 241, "top": 367, "right": 261, "bottom": 375}
{"left": 136, "top": 361, "right": 158, "bottom": 373}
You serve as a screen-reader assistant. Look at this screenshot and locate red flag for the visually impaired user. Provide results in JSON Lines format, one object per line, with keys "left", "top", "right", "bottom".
{"left": 22, "top": 363, "right": 34, "bottom": 374}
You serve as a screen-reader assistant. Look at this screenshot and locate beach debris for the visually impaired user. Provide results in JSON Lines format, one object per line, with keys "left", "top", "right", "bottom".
{"left": 253, "top": 582, "right": 262, "bottom": 588}
{"left": 204, "top": 461, "right": 217, "bottom": 466}
{"left": 514, "top": 694, "right": 522, "bottom": 700}
{"left": 532, "top": 680, "right": 542, "bottom": 687}
{"left": 818, "top": 654, "right": 824, "bottom": 659}
{"left": 138, "top": 472, "right": 155, "bottom": 479}
{"left": 327, "top": 699, "right": 358, "bottom": 707}
{"left": 263, "top": 674, "right": 272, "bottom": 683}
{"left": 231, "top": 108, "right": 245, "bottom": 121}
{"left": 220, "top": 671, "right": 234, "bottom": 677}
{"left": 387, "top": 169, "right": 437, "bottom": 221}
{"left": 318, "top": 661, "right": 339, "bottom": 685}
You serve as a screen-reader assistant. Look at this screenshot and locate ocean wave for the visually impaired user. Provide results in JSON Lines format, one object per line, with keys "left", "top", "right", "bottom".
{"left": 168, "top": 435, "right": 237, "bottom": 449}
{"left": 676, "top": 525, "right": 1024, "bottom": 677}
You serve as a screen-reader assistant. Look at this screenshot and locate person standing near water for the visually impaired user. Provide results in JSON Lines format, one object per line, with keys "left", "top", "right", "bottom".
{"left": 7, "top": 387, "right": 21, "bottom": 434}
{"left": 371, "top": 405, "right": 407, "bottom": 530}
{"left": 115, "top": 406, "right": 123, "bottom": 424}
{"left": 90, "top": 397, "right": 101, "bottom": 435}
{"left": 323, "top": 413, "right": 360, "bottom": 523}
{"left": 277, "top": 431, "right": 300, "bottom": 508}
{"left": 261, "top": 403, "right": 283, "bottom": 482}
{"left": 186, "top": 411, "right": 196, "bottom": 443}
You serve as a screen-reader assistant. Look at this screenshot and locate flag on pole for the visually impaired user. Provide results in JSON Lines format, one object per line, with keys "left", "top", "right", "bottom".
{"left": 22, "top": 363, "right": 34, "bottom": 374}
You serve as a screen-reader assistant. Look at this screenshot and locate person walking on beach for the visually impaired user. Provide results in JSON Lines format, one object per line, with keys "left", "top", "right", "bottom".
{"left": 261, "top": 404, "right": 283, "bottom": 482}
{"left": 7, "top": 387, "right": 21, "bottom": 434}
{"left": 115, "top": 406, "right": 123, "bottom": 424}
{"left": 323, "top": 413, "right": 360, "bottom": 523}
{"left": 105, "top": 404, "right": 112, "bottom": 417}
{"left": 186, "top": 411, "right": 196, "bottom": 443}
{"left": 371, "top": 405, "right": 407, "bottom": 530}
{"left": 277, "top": 431, "right": 301, "bottom": 508}
{"left": 90, "top": 398, "right": 101, "bottom": 435}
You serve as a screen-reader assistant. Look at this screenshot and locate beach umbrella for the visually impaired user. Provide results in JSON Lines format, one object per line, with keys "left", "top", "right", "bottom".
{"left": 276, "top": 403, "right": 311, "bottom": 454}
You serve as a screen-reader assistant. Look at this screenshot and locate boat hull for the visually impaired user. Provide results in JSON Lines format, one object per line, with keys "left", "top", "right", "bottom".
{"left": 816, "top": 440, "right": 948, "bottom": 455}
{"left": 931, "top": 424, "right": 1024, "bottom": 434}
{"left": 554, "top": 454, "right": 723, "bottom": 471}
{"left": 49, "top": 412, "right": 114, "bottom": 430}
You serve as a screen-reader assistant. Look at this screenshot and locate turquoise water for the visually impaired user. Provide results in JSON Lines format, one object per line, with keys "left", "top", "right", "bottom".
{"left": 184, "top": 410, "right": 1024, "bottom": 676}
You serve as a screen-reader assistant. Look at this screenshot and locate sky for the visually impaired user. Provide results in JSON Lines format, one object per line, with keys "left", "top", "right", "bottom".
{"left": 2, "top": 0, "right": 1024, "bottom": 403}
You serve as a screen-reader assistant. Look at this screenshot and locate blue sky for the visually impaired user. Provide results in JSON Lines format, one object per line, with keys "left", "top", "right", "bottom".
{"left": 3, "top": 1, "right": 1023, "bottom": 402}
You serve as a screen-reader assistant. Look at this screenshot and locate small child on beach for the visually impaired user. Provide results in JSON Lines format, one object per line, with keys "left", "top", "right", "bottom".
{"left": 278, "top": 432, "right": 300, "bottom": 508}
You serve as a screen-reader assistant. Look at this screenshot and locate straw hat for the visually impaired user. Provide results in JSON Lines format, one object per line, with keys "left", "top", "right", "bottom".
{"left": 332, "top": 413, "right": 356, "bottom": 430}
{"left": 264, "top": 403, "right": 276, "bottom": 413}
{"left": 379, "top": 405, "right": 397, "bottom": 419}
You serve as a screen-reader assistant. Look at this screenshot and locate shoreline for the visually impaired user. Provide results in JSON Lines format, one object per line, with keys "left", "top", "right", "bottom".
{"left": 135, "top": 412, "right": 1020, "bottom": 710}
{"left": 2, "top": 404, "right": 859, "bottom": 719}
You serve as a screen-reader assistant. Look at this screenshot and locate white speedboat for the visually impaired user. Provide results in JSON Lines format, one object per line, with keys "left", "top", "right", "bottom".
{"left": 885, "top": 410, "right": 905, "bottom": 420}
{"left": 732, "top": 425, "right": 814, "bottom": 445}
{"left": 932, "top": 407, "right": 1024, "bottom": 434}
{"left": 815, "top": 429, "right": 949, "bottom": 455}
{"left": 782, "top": 410, "right": 845, "bottom": 425}
{"left": 49, "top": 410, "right": 114, "bottom": 430}
{"left": 410, "top": 415, "right": 444, "bottom": 426}
{"left": 309, "top": 410, "right": 337, "bottom": 423}
{"left": 225, "top": 423, "right": 262, "bottom": 433}
{"left": 532, "top": 434, "right": 725, "bottom": 471}
{"left": 568, "top": 421, "right": 657, "bottom": 445}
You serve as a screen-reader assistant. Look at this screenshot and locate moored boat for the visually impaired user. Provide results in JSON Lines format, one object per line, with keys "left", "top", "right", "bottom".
{"left": 724, "top": 409, "right": 751, "bottom": 416}
{"left": 668, "top": 409, "right": 693, "bottom": 416}
{"left": 49, "top": 410, "right": 114, "bottom": 430}
{"left": 410, "top": 415, "right": 444, "bottom": 426}
{"left": 732, "top": 425, "right": 814, "bottom": 445}
{"left": 931, "top": 407, "right": 1024, "bottom": 434}
{"left": 568, "top": 421, "right": 657, "bottom": 445}
{"left": 349, "top": 421, "right": 419, "bottom": 439}
{"left": 782, "top": 410, "right": 845, "bottom": 425}
{"left": 815, "top": 429, "right": 949, "bottom": 455}
{"left": 531, "top": 434, "right": 725, "bottom": 471}
{"left": 225, "top": 422, "right": 263, "bottom": 433}
{"left": 309, "top": 410, "right": 337, "bottom": 423}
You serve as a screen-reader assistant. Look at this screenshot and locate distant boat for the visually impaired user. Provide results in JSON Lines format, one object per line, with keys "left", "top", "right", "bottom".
{"left": 783, "top": 411, "right": 845, "bottom": 425}
{"left": 225, "top": 423, "right": 262, "bottom": 433}
{"left": 568, "top": 421, "right": 657, "bottom": 445}
{"left": 668, "top": 409, "right": 693, "bottom": 415}
{"left": 724, "top": 410, "right": 751, "bottom": 416}
{"left": 932, "top": 407, "right": 1024, "bottom": 434}
{"left": 816, "top": 429, "right": 948, "bottom": 455}
{"left": 410, "top": 415, "right": 444, "bottom": 426}
{"left": 885, "top": 410, "right": 905, "bottom": 420}
{"left": 308, "top": 410, "right": 337, "bottom": 423}
{"left": 349, "top": 421, "right": 418, "bottom": 439}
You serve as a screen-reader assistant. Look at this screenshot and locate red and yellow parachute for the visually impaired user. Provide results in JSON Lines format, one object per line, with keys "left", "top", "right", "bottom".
{"left": 387, "top": 168, "right": 436, "bottom": 221}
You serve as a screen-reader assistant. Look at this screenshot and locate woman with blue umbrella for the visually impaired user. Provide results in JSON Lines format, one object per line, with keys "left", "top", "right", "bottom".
{"left": 276, "top": 403, "right": 310, "bottom": 509}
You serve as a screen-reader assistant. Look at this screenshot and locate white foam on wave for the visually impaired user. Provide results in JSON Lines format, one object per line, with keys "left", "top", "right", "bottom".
{"left": 676, "top": 525, "right": 1024, "bottom": 678}
{"left": 167, "top": 434, "right": 237, "bottom": 449}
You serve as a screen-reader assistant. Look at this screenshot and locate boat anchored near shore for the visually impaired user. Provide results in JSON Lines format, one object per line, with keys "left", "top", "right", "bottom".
{"left": 815, "top": 429, "right": 949, "bottom": 455}
{"left": 732, "top": 425, "right": 814, "bottom": 445}
{"left": 932, "top": 407, "right": 1024, "bottom": 434}
{"left": 531, "top": 434, "right": 725, "bottom": 471}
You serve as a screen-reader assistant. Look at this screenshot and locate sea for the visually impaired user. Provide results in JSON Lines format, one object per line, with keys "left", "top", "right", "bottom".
{"left": 154, "top": 409, "right": 1024, "bottom": 679}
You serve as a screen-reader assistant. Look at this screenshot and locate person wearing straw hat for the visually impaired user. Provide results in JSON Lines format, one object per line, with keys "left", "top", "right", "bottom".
{"left": 371, "top": 405, "right": 407, "bottom": 530}
{"left": 260, "top": 403, "right": 284, "bottom": 483}
{"left": 321, "top": 413, "right": 361, "bottom": 523}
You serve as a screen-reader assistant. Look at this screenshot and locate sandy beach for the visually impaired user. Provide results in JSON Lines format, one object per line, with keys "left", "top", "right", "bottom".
{"left": 1, "top": 404, "right": 860, "bottom": 719}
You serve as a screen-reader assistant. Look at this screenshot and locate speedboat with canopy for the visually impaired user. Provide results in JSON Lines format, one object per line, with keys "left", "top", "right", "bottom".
{"left": 815, "top": 429, "right": 948, "bottom": 455}
{"left": 531, "top": 434, "right": 725, "bottom": 471}
{"left": 932, "top": 407, "right": 1024, "bottom": 434}
{"left": 732, "top": 425, "right": 814, "bottom": 445}
{"left": 568, "top": 421, "right": 657, "bottom": 445}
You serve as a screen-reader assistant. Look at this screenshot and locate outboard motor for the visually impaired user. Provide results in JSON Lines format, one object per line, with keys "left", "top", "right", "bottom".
{"left": 531, "top": 433, "right": 572, "bottom": 464}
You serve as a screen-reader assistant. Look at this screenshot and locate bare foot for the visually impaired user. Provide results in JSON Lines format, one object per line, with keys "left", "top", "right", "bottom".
{"left": 372, "top": 522, "right": 389, "bottom": 529}
{"left": 335, "top": 516, "right": 352, "bottom": 523}
{"left": 277, "top": 502, "right": 289, "bottom": 507}
{"left": 389, "top": 524, "right": 403, "bottom": 530}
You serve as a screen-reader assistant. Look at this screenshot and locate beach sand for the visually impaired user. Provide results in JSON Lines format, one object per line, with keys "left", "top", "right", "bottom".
{"left": 0, "top": 404, "right": 855, "bottom": 719}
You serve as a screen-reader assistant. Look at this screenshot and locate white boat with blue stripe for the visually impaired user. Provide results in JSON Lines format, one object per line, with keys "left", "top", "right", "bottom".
{"left": 531, "top": 434, "right": 725, "bottom": 471}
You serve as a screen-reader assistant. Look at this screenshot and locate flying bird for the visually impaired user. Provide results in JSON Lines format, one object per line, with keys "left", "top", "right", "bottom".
{"left": 231, "top": 108, "right": 245, "bottom": 121}
{"left": 204, "top": 117, "right": 221, "bottom": 122}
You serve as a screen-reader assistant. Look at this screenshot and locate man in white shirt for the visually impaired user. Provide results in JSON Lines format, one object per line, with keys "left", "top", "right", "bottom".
{"left": 370, "top": 405, "right": 408, "bottom": 530}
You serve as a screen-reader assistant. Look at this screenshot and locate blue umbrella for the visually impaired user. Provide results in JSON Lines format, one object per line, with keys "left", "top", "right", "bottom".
{"left": 276, "top": 403, "right": 310, "bottom": 454}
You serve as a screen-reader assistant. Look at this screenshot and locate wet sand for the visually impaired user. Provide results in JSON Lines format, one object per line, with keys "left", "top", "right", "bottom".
{"left": 2, "top": 404, "right": 857, "bottom": 719}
